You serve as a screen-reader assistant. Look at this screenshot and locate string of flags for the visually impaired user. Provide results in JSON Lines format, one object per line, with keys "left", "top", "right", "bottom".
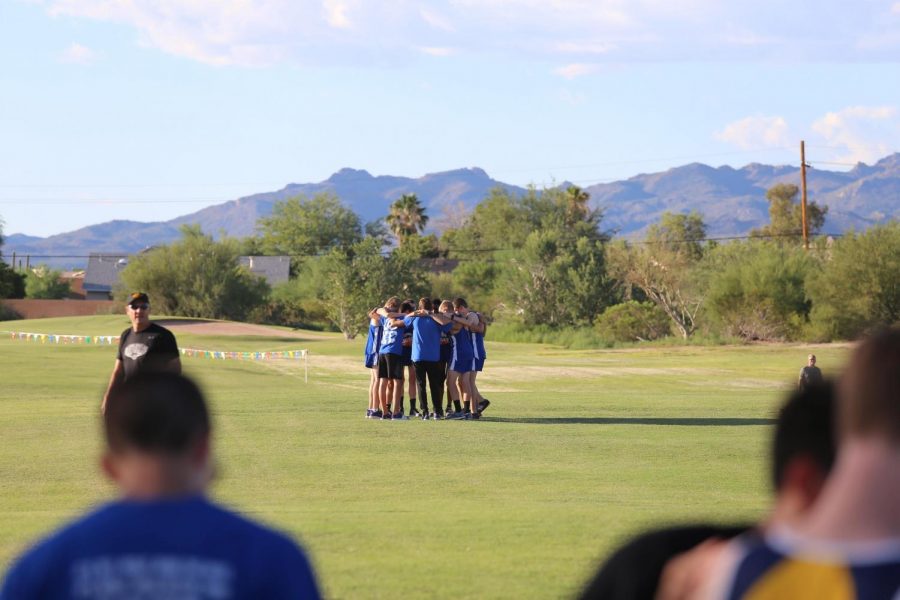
{"left": 178, "top": 348, "right": 307, "bottom": 361}
{"left": 2, "top": 331, "right": 307, "bottom": 362}
{"left": 3, "top": 331, "right": 120, "bottom": 345}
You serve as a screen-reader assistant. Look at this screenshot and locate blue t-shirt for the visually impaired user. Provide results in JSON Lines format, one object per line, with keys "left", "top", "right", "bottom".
{"left": 403, "top": 315, "right": 452, "bottom": 362}
{"left": 378, "top": 317, "right": 405, "bottom": 356}
{"left": 472, "top": 314, "right": 486, "bottom": 361}
{"left": 0, "top": 496, "right": 321, "bottom": 600}
{"left": 364, "top": 321, "right": 382, "bottom": 357}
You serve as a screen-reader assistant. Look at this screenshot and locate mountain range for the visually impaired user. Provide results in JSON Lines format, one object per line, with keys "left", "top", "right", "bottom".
{"left": 5, "top": 154, "right": 900, "bottom": 269}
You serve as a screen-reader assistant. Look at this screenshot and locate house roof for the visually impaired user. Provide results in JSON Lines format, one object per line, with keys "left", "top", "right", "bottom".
{"left": 83, "top": 253, "right": 129, "bottom": 293}
{"left": 238, "top": 256, "right": 291, "bottom": 286}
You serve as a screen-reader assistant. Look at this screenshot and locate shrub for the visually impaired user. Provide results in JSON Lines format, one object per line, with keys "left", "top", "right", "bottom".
{"left": 595, "top": 301, "right": 671, "bottom": 342}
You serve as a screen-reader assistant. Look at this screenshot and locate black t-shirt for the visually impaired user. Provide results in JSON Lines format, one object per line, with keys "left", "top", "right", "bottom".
{"left": 578, "top": 523, "right": 752, "bottom": 600}
{"left": 116, "top": 323, "right": 180, "bottom": 380}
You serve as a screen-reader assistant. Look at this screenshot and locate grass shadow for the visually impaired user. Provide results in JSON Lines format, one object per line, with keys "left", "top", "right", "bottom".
{"left": 481, "top": 416, "right": 776, "bottom": 426}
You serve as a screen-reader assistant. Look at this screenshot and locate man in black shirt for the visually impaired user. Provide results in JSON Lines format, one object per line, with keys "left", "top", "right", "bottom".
{"left": 102, "top": 292, "right": 181, "bottom": 413}
{"left": 797, "top": 353, "right": 823, "bottom": 391}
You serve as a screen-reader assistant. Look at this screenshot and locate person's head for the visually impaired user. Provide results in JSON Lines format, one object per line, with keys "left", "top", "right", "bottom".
{"left": 399, "top": 301, "right": 414, "bottom": 314}
{"left": 452, "top": 297, "right": 469, "bottom": 314}
{"left": 838, "top": 327, "right": 900, "bottom": 445}
{"left": 772, "top": 381, "right": 837, "bottom": 493}
{"left": 384, "top": 296, "right": 400, "bottom": 311}
{"left": 125, "top": 292, "right": 151, "bottom": 330}
{"left": 431, "top": 298, "right": 441, "bottom": 311}
{"left": 418, "top": 297, "right": 433, "bottom": 312}
{"left": 103, "top": 372, "right": 212, "bottom": 498}
{"left": 807, "top": 354, "right": 817, "bottom": 367}
{"left": 439, "top": 300, "right": 454, "bottom": 314}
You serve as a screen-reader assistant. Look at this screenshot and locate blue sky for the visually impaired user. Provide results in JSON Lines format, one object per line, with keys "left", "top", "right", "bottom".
{"left": 1, "top": 0, "right": 899, "bottom": 237}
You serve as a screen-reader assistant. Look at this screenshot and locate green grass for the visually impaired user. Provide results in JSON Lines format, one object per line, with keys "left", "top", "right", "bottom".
{"left": 0, "top": 316, "right": 851, "bottom": 598}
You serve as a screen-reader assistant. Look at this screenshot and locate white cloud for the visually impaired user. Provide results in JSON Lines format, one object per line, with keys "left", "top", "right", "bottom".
{"left": 39, "top": 0, "right": 900, "bottom": 67}
{"left": 322, "top": 0, "right": 352, "bottom": 29}
{"left": 58, "top": 42, "right": 96, "bottom": 64}
{"left": 554, "top": 63, "right": 598, "bottom": 79}
{"left": 419, "top": 46, "right": 456, "bottom": 57}
{"left": 811, "top": 106, "right": 899, "bottom": 164}
{"left": 714, "top": 116, "right": 791, "bottom": 150}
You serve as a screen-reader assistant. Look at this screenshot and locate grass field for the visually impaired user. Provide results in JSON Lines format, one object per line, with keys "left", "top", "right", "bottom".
{"left": 0, "top": 315, "right": 851, "bottom": 598}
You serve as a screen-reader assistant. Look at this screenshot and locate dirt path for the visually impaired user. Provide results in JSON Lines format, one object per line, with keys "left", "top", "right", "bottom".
{"left": 154, "top": 319, "right": 334, "bottom": 339}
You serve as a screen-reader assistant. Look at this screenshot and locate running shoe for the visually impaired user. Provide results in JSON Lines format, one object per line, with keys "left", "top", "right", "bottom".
{"left": 465, "top": 412, "right": 481, "bottom": 420}
{"left": 421, "top": 412, "right": 431, "bottom": 421}
{"left": 393, "top": 413, "right": 409, "bottom": 420}
{"left": 477, "top": 399, "right": 491, "bottom": 414}
{"left": 431, "top": 413, "right": 442, "bottom": 420}
{"left": 447, "top": 412, "right": 467, "bottom": 420}
{"left": 370, "top": 410, "right": 383, "bottom": 419}
{"left": 381, "top": 412, "right": 392, "bottom": 420}
{"left": 409, "top": 408, "right": 421, "bottom": 418}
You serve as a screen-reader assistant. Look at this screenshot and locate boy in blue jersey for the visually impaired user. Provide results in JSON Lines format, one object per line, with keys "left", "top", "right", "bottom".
{"left": 403, "top": 297, "right": 453, "bottom": 419}
{"left": 399, "top": 300, "right": 419, "bottom": 417}
{"left": 471, "top": 311, "right": 490, "bottom": 415}
{"left": 696, "top": 329, "right": 900, "bottom": 600}
{"left": 375, "top": 298, "right": 409, "bottom": 420}
{"left": 0, "top": 372, "right": 321, "bottom": 600}
{"left": 446, "top": 298, "right": 481, "bottom": 420}
{"left": 364, "top": 314, "right": 383, "bottom": 418}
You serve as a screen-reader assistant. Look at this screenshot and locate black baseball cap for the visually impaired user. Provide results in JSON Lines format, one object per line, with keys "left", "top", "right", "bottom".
{"left": 128, "top": 292, "right": 149, "bottom": 305}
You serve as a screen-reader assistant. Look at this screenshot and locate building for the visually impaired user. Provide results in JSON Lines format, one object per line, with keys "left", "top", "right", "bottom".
{"left": 238, "top": 256, "right": 291, "bottom": 286}
{"left": 83, "top": 253, "right": 129, "bottom": 300}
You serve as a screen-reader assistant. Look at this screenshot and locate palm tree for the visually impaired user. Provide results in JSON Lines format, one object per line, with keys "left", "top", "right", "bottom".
{"left": 386, "top": 193, "right": 428, "bottom": 246}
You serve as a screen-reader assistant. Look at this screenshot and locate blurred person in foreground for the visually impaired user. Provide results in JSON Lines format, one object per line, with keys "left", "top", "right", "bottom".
{"left": 692, "top": 329, "right": 900, "bottom": 600}
{"left": 102, "top": 292, "right": 181, "bottom": 414}
{"left": 580, "top": 381, "right": 837, "bottom": 600}
{"left": 1, "top": 372, "right": 321, "bottom": 599}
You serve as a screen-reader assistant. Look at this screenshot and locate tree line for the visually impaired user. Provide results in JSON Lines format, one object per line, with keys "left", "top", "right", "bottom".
{"left": 1, "top": 183, "right": 898, "bottom": 344}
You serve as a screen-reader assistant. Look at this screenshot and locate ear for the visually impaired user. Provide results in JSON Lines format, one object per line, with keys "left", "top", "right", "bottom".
{"left": 781, "top": 455, "right": 827, "bottom": 509}
{"left": 190, "top": 434, "right": 211, "bottom": 467}
{"left": 101, "top": 452, "right": 119, "bottom": 483}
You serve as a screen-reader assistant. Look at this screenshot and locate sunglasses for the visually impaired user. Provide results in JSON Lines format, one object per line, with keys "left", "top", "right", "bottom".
{"left": 129, "top": 303, "right": 150, "bottom": 310}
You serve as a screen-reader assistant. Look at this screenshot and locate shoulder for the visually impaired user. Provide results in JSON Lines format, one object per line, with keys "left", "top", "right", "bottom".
{"left": 149, "top": 323, "right": 175, "bottom": 336}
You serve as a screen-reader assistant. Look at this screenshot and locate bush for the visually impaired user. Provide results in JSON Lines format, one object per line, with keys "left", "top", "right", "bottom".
{"left": 705, "top": 242, "right": 812, "bottom": 341}
{"left": 595, "top": 301, "right": 671, "bottom": 342}
{"left": 24, "top": 265, "right": 70, "bottom": 299}
{"left": 0, "top": 263, "right": 25, "bottom": 299}
{"left": 0, "top": 301, "right": 22, "bottom": 321}
{"left": 487, "top": 322, "right": 614, "bottom": 349}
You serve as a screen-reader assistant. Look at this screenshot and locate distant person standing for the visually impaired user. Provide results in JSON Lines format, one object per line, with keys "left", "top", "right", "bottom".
{"left": 102, "top": 292, "right": 181, "bottom": 413}
{"left": 797, "top": 354, "right": 823, "bottom": 391}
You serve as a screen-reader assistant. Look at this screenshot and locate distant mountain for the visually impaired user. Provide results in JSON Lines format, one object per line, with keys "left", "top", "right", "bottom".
{"left": 5, "top": 156, "right": 900, "bottom": 268}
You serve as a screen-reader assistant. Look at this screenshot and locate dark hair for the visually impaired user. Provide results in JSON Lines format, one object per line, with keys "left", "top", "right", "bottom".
{"left": 839, "top": 327, "right": 900, "bottom": 442}
{"left": 418, "top": 297, "right": 433, "bottom": 312}
{"left": 105, "top": 372, "right": 211, "bottom": 455}
{"left": 772, "top": 380, "right": 837, "bottom": 490}
{"left": 453, "top": 297, "right": 468, "bottom": 310}
{"left": 400, "top": 301, "right": 414, "bottom": 313}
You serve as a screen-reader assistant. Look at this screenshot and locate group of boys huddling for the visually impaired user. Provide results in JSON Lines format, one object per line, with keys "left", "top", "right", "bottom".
{"left": 364, "top": 296, "right": 490, "bottom": 420}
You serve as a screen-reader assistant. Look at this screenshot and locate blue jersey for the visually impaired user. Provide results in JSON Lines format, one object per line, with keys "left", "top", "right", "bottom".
{"left": 726, "top": 535, "right": 900, "bottom": 600}
{"left": 378, "top": 317, "right": 405, "bottom": 356}
{"left": 439, "top": 330, "right": 452, "bottom": 363}
{"left": 473, "top": 314, "right": 486, "bottom": 361}
{"left": 451, "top": 325, "right": 475, "bottom": 360}
{"left": 403, "top": 315, "right": 452, "bottom": 362}
{"left": 0, "top": 495, "right": 321, "bottom": 599}
{"left": 364, "top": 321, "right": 382, "bottom": 357}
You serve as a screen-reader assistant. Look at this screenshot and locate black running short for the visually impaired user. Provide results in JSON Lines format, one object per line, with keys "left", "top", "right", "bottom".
{"left": 378, "top": 353, "right": 404, "bottom": 380}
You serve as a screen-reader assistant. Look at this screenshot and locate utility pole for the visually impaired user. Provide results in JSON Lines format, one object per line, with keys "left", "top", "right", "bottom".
{"left": 800, "top": 140, "right": 809, "bottom": 251}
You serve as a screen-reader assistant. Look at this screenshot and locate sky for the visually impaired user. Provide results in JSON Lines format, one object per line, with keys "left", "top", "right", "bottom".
{"left": 1, "top": 0, "right": 899, "bottom": 238}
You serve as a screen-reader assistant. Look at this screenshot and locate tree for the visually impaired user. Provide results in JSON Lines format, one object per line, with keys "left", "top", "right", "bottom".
{"left": 751, "top": 183, "right": 828, "bottom": 243}
{"left": 315, "top": 238, "right": 429, "bottom": 339}
{"left": 24, "top": 265, "right": 71, "bottom": 299}
{"left": 0, "top": 216, "right": 26, "bottom": 299}
{"left": 118, "top": 225, "right": 269, "bottom": 321}
{"left": 607, "top": 212, "right": 710, "bottom": 338}
{"left": 386, "top": 193, "right": 428, "bottom": 246}
{"left": 705, "top": 242, "right": 812, "bottom": 341}
{"left": 806, "top": 222, "right": 900, "bottom": 340}
{"left": 258, "top": 193, "right": 362, "bottom": 257}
